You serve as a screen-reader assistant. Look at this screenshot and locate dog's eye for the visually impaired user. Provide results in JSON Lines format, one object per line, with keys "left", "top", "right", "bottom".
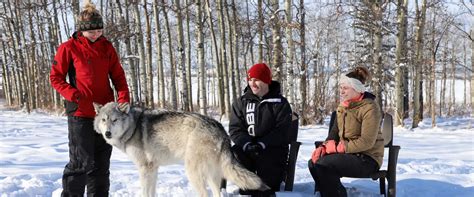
{"left": 101, "top": 118, "right": 106, "bottom": 122}
{"left": 112, "top": 119, "right": 117, "bottom": 123}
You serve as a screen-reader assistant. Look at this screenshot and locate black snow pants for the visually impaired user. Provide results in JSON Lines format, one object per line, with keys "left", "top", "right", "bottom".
{"left": 231, "top": 145, "right": 288, "bottom": 197}
{"left": 61, "top": 116, "right": 112, "bottom": 197}
{"left": 307, "top": 153, "right": 379, "bottom": 197}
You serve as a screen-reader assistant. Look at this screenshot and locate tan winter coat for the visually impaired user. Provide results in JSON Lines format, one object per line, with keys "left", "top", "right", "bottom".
{"left": 335, "top": 93, "right": 384, "bottom": 167}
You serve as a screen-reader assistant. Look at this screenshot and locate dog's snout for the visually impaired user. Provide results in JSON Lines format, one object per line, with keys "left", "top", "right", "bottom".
{"left": 105, "top": 131, "right": 112, "bottom": 138}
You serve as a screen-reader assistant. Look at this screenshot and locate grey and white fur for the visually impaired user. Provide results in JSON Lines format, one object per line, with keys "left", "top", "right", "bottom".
{"left": 93, "top": 102, "right": 269, "bottom": 197}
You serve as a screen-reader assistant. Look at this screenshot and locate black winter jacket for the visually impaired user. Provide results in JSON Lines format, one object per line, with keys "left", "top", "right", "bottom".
{"left": 229, "top": 81, "right": 293, "bottom": 148}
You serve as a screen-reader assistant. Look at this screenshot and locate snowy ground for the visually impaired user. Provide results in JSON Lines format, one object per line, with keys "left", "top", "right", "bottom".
{"left": 1, "top": 100, "right": 473, "bottom": 197}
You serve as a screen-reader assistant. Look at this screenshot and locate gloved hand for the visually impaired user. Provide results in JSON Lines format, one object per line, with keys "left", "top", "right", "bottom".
{"left": 325, "top": 140, "right": 337, "bottom": 154}
{"left": 311, "top": 146, "right": 326, "bottom": 164}
{"left": 244, "top": 142, "right": 265, "bottom": 157}
{"left": 117, "top": 102, "right": 130, "bottom": 113}
{"left": 337, "top": 140, "right": 346, "bottom": 153}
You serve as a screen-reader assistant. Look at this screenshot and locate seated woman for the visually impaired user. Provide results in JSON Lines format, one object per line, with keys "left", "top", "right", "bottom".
{"left": 308, "top": 66, "right": 384, "bottom": 197}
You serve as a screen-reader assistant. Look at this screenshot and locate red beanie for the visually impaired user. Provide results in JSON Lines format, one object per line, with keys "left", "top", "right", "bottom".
{"left": 247, "top": 63, "right": 272, "bottom": 84}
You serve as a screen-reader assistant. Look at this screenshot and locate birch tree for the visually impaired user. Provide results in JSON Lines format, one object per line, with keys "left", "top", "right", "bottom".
{"left": 195, "top": 0, "right": 207, "bottom": 115}
{"left": 394, "top": 0, "right": 408, "bottom": 126}
{"left": 153, "top": 0, "right": 166, "bottom": 108}
{"left": 412, "top": 0, "right": 427, "bottom": 128}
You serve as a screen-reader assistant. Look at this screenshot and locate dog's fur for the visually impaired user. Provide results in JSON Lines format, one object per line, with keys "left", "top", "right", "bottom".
{"left": 93, "top": 102, "right": 269, "bottom": 197}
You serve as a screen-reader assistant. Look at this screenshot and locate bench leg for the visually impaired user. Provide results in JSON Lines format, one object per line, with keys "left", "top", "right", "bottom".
{"left": 379, "top": 177, "right": 386, "bottom": 196}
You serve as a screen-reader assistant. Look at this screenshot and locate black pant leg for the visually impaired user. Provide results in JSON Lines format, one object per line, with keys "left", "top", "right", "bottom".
{"left": 86, "top": 132, "right": 112, "bottom": 197}
{"left": 311, "top": 153, "right": 378, "bottom": 197}
{"left": 255, "top": 147, "right": 288, "bottom": 192}
{"left": 62, "top": 117, "right": 96, "bottom": 197}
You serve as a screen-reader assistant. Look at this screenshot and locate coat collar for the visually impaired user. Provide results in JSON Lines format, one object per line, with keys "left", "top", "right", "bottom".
{"left": 242, "top": 80, "right": 282, "bottom": 101}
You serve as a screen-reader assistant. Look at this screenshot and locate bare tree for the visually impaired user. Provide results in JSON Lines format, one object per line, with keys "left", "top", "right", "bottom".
{"left": 185, "top": 0, "right": 193, "bottom": 112}
{"left": 412, "top": 0, "right": 427, "bottom": 129}
{"left": 217, "top": 0, "right": 230, "bottom": 119}
{"left": 144, "top": 0, "right": 154, "bottom": 108}
{"left": 153, "top": 0, "right": 166, "bottom": 108}
{"left": 284, "top": 0, "right": 295, "bottom": 105}
{"left": 270, "top": 0, "right": 282, "bottom": 81}
{"left": 162, "top": 0, "right": 178, "bottom": 110}
{"left": 174, "top": 0, "right": 190, "bottom": 111}
{"left": 299, "top": 0, "right": 308, "bottom": 125}
{"left": 132, "top": 1, "right": 148, "bottom": 106}
{"left": 195, "top": 0, "right": 207, "bottom": 115}
{"left": 394, "top": 0, "right": 408, "bottom": 126}
{"left": 257, "top": 0, "right": 264, "bottom": 62}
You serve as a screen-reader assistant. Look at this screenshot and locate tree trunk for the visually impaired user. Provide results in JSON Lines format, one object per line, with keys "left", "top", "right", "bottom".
{"left": 0, "top": 33, "right": 12, "bottom": 105}
{"left": 116, "top": 0, "right": 139, "bottom": 104}
{"left": 162, "top": 0, "right": 178, "bottom": 110}
{"left": 230, "top": 0, "right": 242, "bottom": 97}
{"left": 144, "top": 0, "right": 154, "bottom": 108}
{"left": 153, "top": 0, "right": 166, "bottom": 108}
{"left": 132, "top": 1, "right": 147, "bottom": 106}
{"left": 174, "top": 0, "right": 189, "bottom": 111}
{"left": 217, "top": 0, "right": 230, "bottom": 119}
{"left": 394, "top": 0, "right": 408, "bottom": 126}
{"left": 225, "top": 0, "right": 237, "bottom": 102}
{"left": 370, "top": 1, "right": 384, "bottom": 111}
{"left": 257, "top": 0, "right": 264, "bottom": 62}
{"left": 299, "top": 0, "right": 308, "bottom": 125}
{"left": 429, "top": 12, "right": 436, "bottom": 127}
{"left": 195, "top": 0, "right": 207, "bottom": 115}
{"left": 440, "top": 41, "right": 447, "bottom": 117}
{"left": 205, "top": 0, "right": 223, "bottom": 116}
{"left": 185, "top": 0, "right": 193, "bottom": 111}
{"left": 285, "top": 0, "right": 295, "bottom": 104}
{"left": 270, "top": 0, "right": 282, "bottom": 81}
{"left": 471, "top": 28, "right": 473, "bottom": 116}
{"left": 412, "top": 0, "right": 427, "bottom": 128}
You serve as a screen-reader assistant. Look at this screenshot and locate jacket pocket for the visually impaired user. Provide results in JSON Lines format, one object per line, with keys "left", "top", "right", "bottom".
{"left": 64, "top": 100, "right": 78, "bottom": 116}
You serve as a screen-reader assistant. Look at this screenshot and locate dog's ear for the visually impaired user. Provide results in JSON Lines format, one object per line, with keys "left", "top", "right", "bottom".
{"left": 93, "top": 102, "right": 103, "bottom": 114}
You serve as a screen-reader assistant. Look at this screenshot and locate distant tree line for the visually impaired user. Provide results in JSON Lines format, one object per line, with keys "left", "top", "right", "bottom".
{"left": 0, "top": 0, "right": 472, "bottom": 128}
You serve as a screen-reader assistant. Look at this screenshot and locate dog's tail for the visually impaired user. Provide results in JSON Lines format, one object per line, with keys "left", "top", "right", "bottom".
{"left": 220, "top": 142, "right": 270, "bottom": 191}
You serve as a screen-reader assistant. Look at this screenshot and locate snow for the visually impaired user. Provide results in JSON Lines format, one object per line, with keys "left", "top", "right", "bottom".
{"left": 1, "top": 100, "right": 473, "bottom": 197}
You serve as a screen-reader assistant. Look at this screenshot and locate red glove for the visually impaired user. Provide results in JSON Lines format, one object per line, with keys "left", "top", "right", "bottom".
{"left": 337, "top": 141, "right": 346, "bottom": 153}
{"left": 311, "top": 146, "right": 326, "bottom": 164}
{"left": 325, "top": 140, "right": 337, "bottom": 154}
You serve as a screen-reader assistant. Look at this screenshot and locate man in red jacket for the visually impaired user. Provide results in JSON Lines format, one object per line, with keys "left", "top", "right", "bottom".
{"left": 50, "top": 2, "right": 129, "bottom": 196}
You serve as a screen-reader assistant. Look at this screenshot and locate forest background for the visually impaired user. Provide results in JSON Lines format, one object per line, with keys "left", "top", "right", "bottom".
{"left": 0, "top": 0, "right": 473, "bottom": 128}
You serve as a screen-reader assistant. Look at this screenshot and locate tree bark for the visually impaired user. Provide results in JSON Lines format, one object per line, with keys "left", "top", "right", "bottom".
{"left": 153, "top": 0, "right": 166, "bottom": 108}
{"left": 195, "top": 0, "right": 207, "bottom": 115}
{"left": 144, "top": 0, "right": 154, "bottom": 108}
{"left": 185, "top": 0, "right": 193, "bottom": 111}
{"left": 258, "top": 0, "right": 264, "bottom": 62}
{"left": 299, "top": 0, "right": 308, "bottom": 125}
{"left": 270, "top": 0, "right": 282, "bottom": 81}
{"left": 132, "top": 1, "right": 147, "bottom": 106}
{"left": 174, "top": 0, "right": 190, "bottom": 111}
{"left": 394, "top": 0, "right": 408, "bottom": 126}
{"left": 285, "top": 0, "right": 295, "bottom": 105}
{"left": 412, "top": 0, "right": 427, "bottom": 128}
{"left": 162, "top": 0, "right": 178, "bottom": 110}
{"left": 217, "top": 0, "right": 230, "bottom": 119}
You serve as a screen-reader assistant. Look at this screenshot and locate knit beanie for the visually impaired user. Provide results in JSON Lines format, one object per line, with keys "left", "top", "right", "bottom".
{"left": 247, "top": 63, "right": 272, "bottom": 84}
{"left": 339, "top": 66, "right": 370, "bottom": 93}
{"left": 76, "top": 1, "right": 103, "bottom": 31}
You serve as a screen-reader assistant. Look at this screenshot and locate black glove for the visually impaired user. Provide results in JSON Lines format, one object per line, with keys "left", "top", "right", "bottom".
{"left": 244, "top": 142, "right": 265, "bottom": 157}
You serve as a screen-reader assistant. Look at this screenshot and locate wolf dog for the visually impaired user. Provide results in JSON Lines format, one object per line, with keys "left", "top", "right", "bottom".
{"left": 93, "top": 102, "right": 269, "bottom": 197}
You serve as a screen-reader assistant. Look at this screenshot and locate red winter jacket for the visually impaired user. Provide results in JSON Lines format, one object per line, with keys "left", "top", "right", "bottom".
{"left": 50, "top": 32, "right": 130, "bottom": 118}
